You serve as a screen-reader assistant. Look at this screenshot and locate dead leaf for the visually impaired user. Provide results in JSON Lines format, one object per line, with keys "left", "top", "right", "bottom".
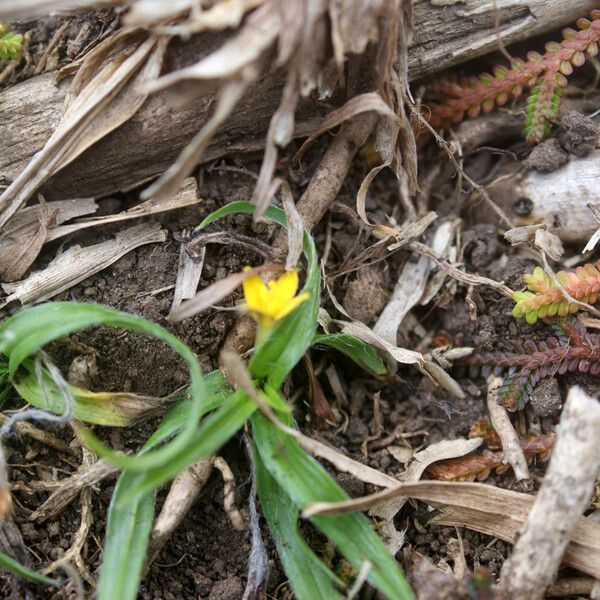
{"left": 171, "top": 244, "right": 205, "bottom": 311}
{"left": 370, "top": 438, "right": 482, "bottom": 519}
{"left": 0, "top": 198, "right": 98, "bottom": 281}
{"left": 303, "top": 478, "right": 600, "bottom": 580}
{"left": 2, "top": 223, "right": 166, "bottom": 306}
{"left": 0, "top": 31, "right": 167, "bottom": 230}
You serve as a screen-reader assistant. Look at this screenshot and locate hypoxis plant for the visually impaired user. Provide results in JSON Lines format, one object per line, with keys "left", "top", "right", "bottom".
{"left": 0, "top": 202, "right": 413, "bottom": 600}
{"left": 427, "top": 10, "right": 600, "bottom": 143}
{"left": 0, "top": 22, "right": 22, "bottom": 60}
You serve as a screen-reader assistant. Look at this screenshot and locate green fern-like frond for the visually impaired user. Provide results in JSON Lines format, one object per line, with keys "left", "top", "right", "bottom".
{"left": 512, "top": 263, "right": 600, "bottom": 323}
{"left": 523, "top": 74, "right": 564, "bottom": 144}
{"left": 0, "top": 22, "right": 22, "bottom": 60}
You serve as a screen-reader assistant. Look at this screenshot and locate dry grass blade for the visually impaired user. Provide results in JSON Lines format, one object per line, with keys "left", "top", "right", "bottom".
{"left": 486, "top": 375, "right": 529, "bottom": 482}
{"left": 0, "top": 32, "right": 167, "bottom": 230}
{"left": 340, "top": 320, "right": 464, "bottom": 398}
{"left": 374, "top": 220, "right": 451, "bottom": 345}
{"left": 0, "top": 198, "right": 98, "bottom": 282}
{"left": 2, "top": 223, "right": 166, "bottom": 306}
{"left": 47, "top": 177, "right": 200, "bottom": 243}
{"left": 281, "top": 181, "right": 304, "bottom": 271}
{"left": 168, "top": 263, "right": 283, "bottom": 322}
{"left": 140, "top": 77, "right": 251, "bottom": 203}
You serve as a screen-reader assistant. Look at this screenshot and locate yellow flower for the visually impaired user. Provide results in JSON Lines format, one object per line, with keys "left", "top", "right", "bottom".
{"left": 242, "top": 267, "right": 309, "bottom": 331}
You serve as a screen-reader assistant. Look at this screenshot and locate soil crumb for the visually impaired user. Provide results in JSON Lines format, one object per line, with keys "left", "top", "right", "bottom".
{"left": 558, "top": 110, "right": 598, "bottom": 157}
{"left": 523, "top": 138, "right": 568, "bottom": 172}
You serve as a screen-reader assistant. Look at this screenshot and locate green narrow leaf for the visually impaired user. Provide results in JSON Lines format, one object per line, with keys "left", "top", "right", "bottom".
{"left": 0, "top": 303, "right": 207, "bottom": 472}
{"left": 254, "top": 448, "right": 344, "bottom": 600}
{"left": 252, "top": 412, "right": 414, "bottom": 600}
{"left": 0, "top": 551, "right": 59, "bottom": 586}
{"left": 95, "top": 373, "right": 231, "bottom": 600}
{"left": 312, "top": 333, "right": 387, "bottom": 375}
{"left": 96, "top": 477, "right": 154, "bottom": 600}
{"left": 117, "top": 390, "right": 256, "bottom": 505}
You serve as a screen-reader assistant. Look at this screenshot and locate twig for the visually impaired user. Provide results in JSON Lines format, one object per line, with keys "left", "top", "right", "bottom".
{"left": 409, "top": 102, "right": 514, "bottom": 230}
{"left": 486, "top": 375, "right": 529, "bottom": 481}
{"left": 499, "top": 386, "right": 600, "bottom": 600}
{"left": 214, "top": 456, "right": 244, "bottom": 531}
{"left": 408, "top": 241, "right": 514, "bottom": 298}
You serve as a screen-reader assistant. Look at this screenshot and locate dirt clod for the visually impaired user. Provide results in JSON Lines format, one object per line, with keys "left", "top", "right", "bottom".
{"left": 529, "top": 377, "right": 561, "bottom": 417}
{"left": 343, "top": 266, "right": 389, "bottom": 325}
{"left": 523, "top": 138, "right": 568, "bottom": 172}
{"left": 208, "top": 575, "right": 243, "bottom": 600}
{"left": 463, "top": 224, "right": 500, "bottom": 268}
{"left": 558, "top": 110, "right": 598, "bottom": 157}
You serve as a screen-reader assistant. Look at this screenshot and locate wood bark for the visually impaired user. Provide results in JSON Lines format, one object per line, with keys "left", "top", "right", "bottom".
{"left": 0, "top": 0, "right": 596, "bottom": 200}
{"left": 499, "top": 386, "right": 600, "bottom": 600}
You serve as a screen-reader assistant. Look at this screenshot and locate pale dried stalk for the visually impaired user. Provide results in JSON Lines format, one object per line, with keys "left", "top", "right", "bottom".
{"left": 213, "top": 456, "right": 244, "bottom": 530}
{"left": 486, "top": 375, "right": 529, "bottom": 482}
{"left": 31, "top": 459, "right": 118, "bottom": 522}
{"left": 146, "top": 455, "right": 215, "bottom": 567}
{"left": 499, "top": 386, "right": 600, "bottom": 600}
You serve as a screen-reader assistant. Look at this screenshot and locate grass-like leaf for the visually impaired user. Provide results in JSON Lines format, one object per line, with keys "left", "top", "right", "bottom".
{"left": 96, "top": 478, "right": 154, "bottom": 600}
{"left": 0, "top": 303, "right": 207, "bottom": 472}
{"left": 117, "top": 390, "right": 256, "bottom": 505}
{"left": 312, "top": 333, "right": 387, "bottom": 375}
{"left": 254, "top": 448, "right": 344, "bottom": 600}
{"left": 252, "top": 412, "right": 414, "bottom": 600}
{"left": 0, "top": 550, "right": 59, "bottom": 586}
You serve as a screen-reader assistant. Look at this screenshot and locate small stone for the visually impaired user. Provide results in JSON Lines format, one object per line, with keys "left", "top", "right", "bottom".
{"left": 529, "top": 377, "right": 562, "bottom": 417}
{"left": 559, "top": 110, "right": 598, "bottom": 157}
{"left": 523, "top": 138, "right": 568, "bottom": 172}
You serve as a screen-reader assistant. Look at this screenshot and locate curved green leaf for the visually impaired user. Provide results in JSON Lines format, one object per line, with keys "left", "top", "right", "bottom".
{"left": 0, "top": 551, "right": 59, "bottom": 586}
{"left": 312, "top": 333, "right": 386, "bottom": 375}
{"left": 0, "top": 303, "right": 206, "bottom": 472}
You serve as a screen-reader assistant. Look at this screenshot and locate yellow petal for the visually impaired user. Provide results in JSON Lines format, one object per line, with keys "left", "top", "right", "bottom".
{"left": 242, "top": 272, "right": 268, "bottom": 311}
{"left": 274, "top": 291, "right": 310, "bottom": 321}
{"left": 270, "top": 269, "right": 299, "bottom": 314}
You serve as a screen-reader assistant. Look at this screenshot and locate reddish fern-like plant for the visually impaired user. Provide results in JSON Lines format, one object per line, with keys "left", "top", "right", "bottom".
{"left": 427, "top": 10, "right": 600, "bottom": 143}
{"left": 513, "top": 262, "right": 600, "bottom": 324}
{"left": 466, "top": 320, "right": 600, "bottom": 411}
